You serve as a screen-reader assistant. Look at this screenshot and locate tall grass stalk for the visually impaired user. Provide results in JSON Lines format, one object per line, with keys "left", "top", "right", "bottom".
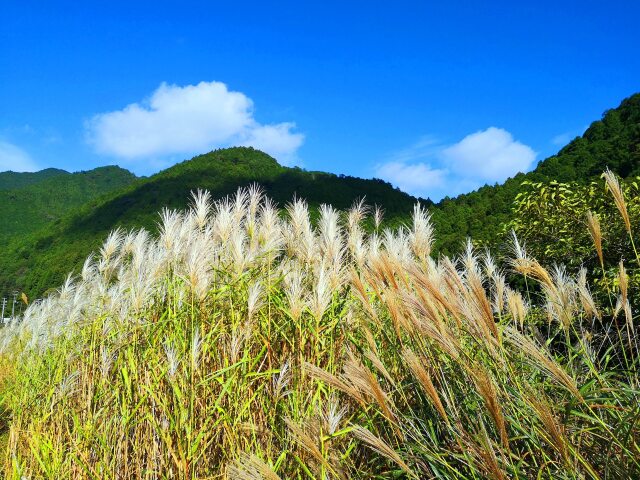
{"left": 0, "top": 185, "right": 637, "bottom": 479}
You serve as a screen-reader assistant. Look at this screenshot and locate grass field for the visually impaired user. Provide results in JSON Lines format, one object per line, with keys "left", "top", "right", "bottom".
{"left": 0, "top": 185, "right": 638, "bottom": 479}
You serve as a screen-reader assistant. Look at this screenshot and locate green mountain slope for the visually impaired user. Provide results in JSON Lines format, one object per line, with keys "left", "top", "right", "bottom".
{"left": 0, "top": 166, "right": 138, "bottom": 244}
{"left": 0, "top": 167, "right": 68, "bottom": 190}
{"left": 1, "top": 93, "right": 638, "bottom": 299}
{"left": 432, "top": 92, "right": 640, "bottom": 255}
{"left": 0, "top": 147, "right": 420, "bottom": 297}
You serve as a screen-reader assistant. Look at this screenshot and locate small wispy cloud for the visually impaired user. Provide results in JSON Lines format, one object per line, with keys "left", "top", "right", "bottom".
{"left": 375, "top": 161, "right": 447, "bottom": 194}
{"left": 86, "top": 81, "right": 304, "bottom": 172}
{"left": 375, "top": 127, "right": 536, "bottom": 200}
{"left": 384, "top": 136, "right": 442, "bottom": 163}
{"left": 239, "top": 122, "right": 304, "bottom": 166}
{"left": 0, "top": 140, "right": 39, "bottom": 172}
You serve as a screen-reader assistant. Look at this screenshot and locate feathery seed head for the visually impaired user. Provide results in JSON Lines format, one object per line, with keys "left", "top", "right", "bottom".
{"left": 191, "top": 327, "right": 202, "bottom": 367}
{"left": 190, "top": 189, "right": 212, "bottom": 229}
{"left": 410, "top": 203, "right": 434, "bottom": 261}
{"left": 247, "top": 282, "right": 264, "bottom": 319}
{"left": 602, "top": 168, "right": 631, "bottom": 232}
{"left": 164, "top": 342, "right": 179, "bottom": 378}
{"left": 373, "top": 204, "right": 385, "bottom": 230}
{"left": 585, "top": 210, "right": 604, "bottom": 267}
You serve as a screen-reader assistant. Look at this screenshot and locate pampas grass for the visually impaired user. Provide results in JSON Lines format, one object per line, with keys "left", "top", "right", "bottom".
{"left": 0, "top": 184, "right": 638, "bottom": 479}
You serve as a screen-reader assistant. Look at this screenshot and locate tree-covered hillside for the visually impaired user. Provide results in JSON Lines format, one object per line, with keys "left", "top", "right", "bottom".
{"left": 0, "top": 147, "right": 420, "bottom": 298}
{"left": 0, "top": 166, "right": 137, "bottom": 243}
{"left": 0, "top": 167, "right": 68, "bottom": 190}
{"left": 1, "top": 93, "right": 638, "bottom": 299}
{"left": 432, "top": 93, "right": 640, "bottom": 254}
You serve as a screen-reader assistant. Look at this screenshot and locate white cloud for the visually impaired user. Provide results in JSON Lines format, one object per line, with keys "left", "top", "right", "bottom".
{"left": 0, "top": 140, "right": 39, "bottom": 172}
{"left": 385, "top": 136, "right": 442, "bottom": 163}
{"left": 86, "top": 81, "right": 304, "bottom": 169}
{"left": 442, "top": 127, "right": 536, "bottom": 183}
{"left": 375, "top": 127, "right": 536, "bottom": 200}
{"left": 240, "top": 122, "right": 304, "bottom": 166}
{"left": 375, "top": 161, "right": 447, "bottom": 194}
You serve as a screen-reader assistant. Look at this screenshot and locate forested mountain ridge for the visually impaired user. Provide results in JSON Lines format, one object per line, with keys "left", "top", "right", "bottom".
{"left": 0, "top": 92, "right": 638, "bottom": 298}
{"left": 431, "top": 92, "right": 640, "bottom": 254}
{"left": 0, "top": 148, "right": 420, "bottom": 297}
{"left": 0, "top": 166, "right": 137, "bottom": 243}
{"left": 0, "top": 167, "right": 68, "bottom": 190}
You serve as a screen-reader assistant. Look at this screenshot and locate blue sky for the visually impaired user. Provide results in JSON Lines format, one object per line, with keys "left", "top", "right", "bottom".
{"left": 1, "top": 1, "right": 638, "bottom": 200}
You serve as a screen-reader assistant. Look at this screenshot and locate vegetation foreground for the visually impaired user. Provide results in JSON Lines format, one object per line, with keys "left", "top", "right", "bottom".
{"left": 0, "top": 181, "right": 638, "bottom": 479}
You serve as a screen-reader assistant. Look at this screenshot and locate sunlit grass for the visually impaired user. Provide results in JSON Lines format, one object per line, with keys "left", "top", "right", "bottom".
{"left": 0, "top": 184, "right": 638, "bottom": 479}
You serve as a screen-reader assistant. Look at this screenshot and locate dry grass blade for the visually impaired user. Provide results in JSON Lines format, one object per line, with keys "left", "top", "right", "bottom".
{"left": 351, "top": 426, "right": 416, "bottom": 478}
{"left": 402, "top": 348, "right": 449, "bottom": 423}
{"left": 618, "top": 260, "right": 628, "bottom": 306}
{"left": 577, "top": 268, "right": 600, "bottom": 320}
{"left": 343, "top": 353, "right": 396, "bottom": 422}
{"left": 602, "top": 169, "right": 631, "bottom": 233}
{"left": 529, "top": 396, "right": 571, "bottom": 464}
{"left": 462, "top": 423, "right": 508, "bottom": 480}
{"left": 468, "top": 366, "right": 508, "bottom": 449}
{"left": 227, "top": 453, "right": 282, "bottom": 480}
{"left": 504, "top": 327, "right": 583, "bottom": 401}
{"left": 586, "top": 211, "right": 604, "bottom": 267}
{"left": 303, "top": 361, "right": 364, "bottom": 404}
{"left": 284, "top": 418, "right": 325, "bottom": 467}
{"left": 506, "top": 289, "right": 527, "bottom": 328}
{"left": 364, "top": 349, "right": 397, "bottom": 388}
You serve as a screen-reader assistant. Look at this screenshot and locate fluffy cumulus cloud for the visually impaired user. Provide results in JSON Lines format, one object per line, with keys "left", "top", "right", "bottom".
{"left": 240, "top": 122, "right": 304, "bottom": 166}
{"left": 86, "top": 81, "right": 304, "bottom": 169}
{"left": 375, "top": 127, "right": 536, "bottom": 200}
{"left": 0, "top": 140, "right": 39, "bottom": 172}
{"left": 375, "top": 161, "right": 447, "bottom": 194}
{"left": 442, "top": 127, "right": 536, "bottom": 183}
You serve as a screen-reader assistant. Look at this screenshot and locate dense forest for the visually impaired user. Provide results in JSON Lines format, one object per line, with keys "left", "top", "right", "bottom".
{"left": 431, "top": 92, "right": 640, "bottom": 254}
{"left": 0, "top": 168, "right": 68, "bottom": 190}
{"left": 0, "top": 93, "right": 638, "bottom": 300}
{"left": 0, "top": 148, "right": 419, "bottom": 298}
{"left": 0, "top": 166, "right": 136, "bottom": 243}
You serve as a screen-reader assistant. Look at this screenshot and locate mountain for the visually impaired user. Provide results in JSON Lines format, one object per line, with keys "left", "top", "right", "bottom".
{"left": 431, "top": 92, "right": 640, "bottom": 255}
{"left": 0, "top": 166, "right": 138, "bottom": 244}
{"left": 0, "top": 147, "right": 420, "bottom": 298}
{"left": 1, "top": 93, "right": 638, "bottom": 299}
{"left": 0, "top": 167, "right": 68, "bottom": 190}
